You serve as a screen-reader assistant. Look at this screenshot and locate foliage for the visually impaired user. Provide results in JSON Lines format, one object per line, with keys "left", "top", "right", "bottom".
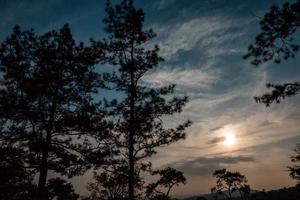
{"left": 0, "top": 147, "right": 35, "bottom": 200}
{"left": 86, "top": 169, "right": 128, "bottom": 200}
{"left": 244, "top": 0, "right": 300, "bottom": 65}
{"left": 211, "top": 169, "right": 250, "bottom": 200}
{"left": 88, "top": 0, "right": 191, "bottom": 199}
{"left": 254, "top": 82, "right": 300, "bottom": 106}
{"left": 0, "top": 24, "right": 109, "bottom": 199}
{"left": 244, "top": 0, "right": 300, "bottom": 106}
{"left": 46, "top": 178, "right": 79, "bottom": 200}
{"left": 288, "top": 144, "right": 300, "bottom": 185}
{"left": 146, "top": 167, "right": 186, "bottom": 198}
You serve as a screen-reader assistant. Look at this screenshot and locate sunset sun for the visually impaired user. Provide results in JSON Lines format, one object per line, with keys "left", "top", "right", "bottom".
{"left": 223, "top": 132, "right": 236, "bottom": 146}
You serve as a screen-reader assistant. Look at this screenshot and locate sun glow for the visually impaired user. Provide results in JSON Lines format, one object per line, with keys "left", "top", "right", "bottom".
{"left": 224, "top": 132, "right": 236, "bottom": 146}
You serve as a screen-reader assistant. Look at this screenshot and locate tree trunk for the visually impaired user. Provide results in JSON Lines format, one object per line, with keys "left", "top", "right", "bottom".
{"left": 127, "top": 32, "right": 136, "bottom": 200}
{"left": 239, "top": 190, "right": 244, "bottom": 200}
{"left": 128, "top": 130, "right": 134, "bottom": 200}
{"left": 36, "top": 101, "right": 56, "bottom": 200}
{"left": 166, "top": 185, "right": 173, "bottom": 197}
{"left": 228, "top": 187, "right": 232, "bottom": 200}
{"left": 128, "top": 68, "right": 135, "bottom": 200}
{"left": 36, "top": 138, "right": 50, "bottom": 200}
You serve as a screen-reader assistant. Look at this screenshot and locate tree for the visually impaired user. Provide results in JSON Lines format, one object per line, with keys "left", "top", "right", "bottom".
{"left": 146, "top": 167, "right": 186, "bottom": 199}
{"left": 86, "top": 168, "right": 128, "bottom": 200}
{"left": 0, "top": 24, "right": 108, "bottom": 200}
{"left": 254, "top": 82, "right": 300, "bottom": 106}
{"left": 0, "top": 147, "right": 35, "bottom": 200}
{"left": 93, "top": 0, "right": 191, "bottom": 199}
{"left": 211, "top": 169, "right": 250, "bottom": 200}
{"left": 239, "top": 184, "right": 251, "bottom": 199}
{"left": 46, "top": 178, "right": 79, "bottom": 200}
{"left": 288, "top": 144, "right": 300, "bottom": 185}
{"left": 244, "top": 0, "right": 300, "bottom": 106}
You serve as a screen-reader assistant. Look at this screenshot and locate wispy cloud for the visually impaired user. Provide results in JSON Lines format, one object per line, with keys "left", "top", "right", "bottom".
{"left": 153, "top": 16, "right": 253, "bottom": 60}
{"left": 207, "top": 136, "right": 225, "bottom": 144}
{"left": 171, "top": 155, "right": 255, "bottom": 175}
{"left": 155, "top": 0, "right": 175, "bottom": 10}
{"left": 142, "top": 66, "right": 219, "bottom": 89}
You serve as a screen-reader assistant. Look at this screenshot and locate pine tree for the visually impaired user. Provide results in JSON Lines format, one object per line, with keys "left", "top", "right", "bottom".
{"left": 0, "top": 24, "right": 109, "bottom": 200}
{"left": 46, "top": 178, "right": 79, "bottom": 200}
{"left": 288, "top": 144, "right": 300, "bottom": 185}
{"left": 211, "top": 169, "right": 250, "bottom": 200}
{"left": 244, "top": 0, "right": 300, "bottom": 106}
{"left": 0, "top": 147, "right": 35, "bottom": 200}
{"left": 146, "top": 167, "right": 186, "bottom": 199}
{"left": 92, "top": 0, "right": 191, "bottom": 199}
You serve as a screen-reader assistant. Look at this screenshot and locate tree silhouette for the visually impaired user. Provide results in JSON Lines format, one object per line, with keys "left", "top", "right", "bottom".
{"left": 46, "top": 178, "right": 79, "bottom": 200}
{"left": 86, "top": 168, "right": 128, "bottom": 200}
{"left": 146, "top": 167, "right": 186, "bottom": 199}
{"left": 93, "top": 0, "right": 191, "bottom": 199}
{"left": 288, "top": 144, "right": 300, "bottom": 185}
{"left": 244, "top": 0, "right": 300, "bottom": 106}
{"left": 0, "top": 147, "right": 35, "bottom": 200}
{"left": 239, "top": 184, "right": 251, "bottom": 200}
{"left": 211, "top": 169, "right": 250, "bottom": 200}
{"left": 0, "top": 24, "right": 108, "bottom": 200}
{"left": 254, "top": 82, "right": 300, "bottom": 106}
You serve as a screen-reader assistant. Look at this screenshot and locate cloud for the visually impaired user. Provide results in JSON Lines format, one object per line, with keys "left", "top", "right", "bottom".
{"left": 142, "top": 66, "right": 219, "bottom": 89}
{"left": 154, "top": 16, "right": 253, "bottom": 60}
{"left": 155, "top": 0, "right": 175, "bottom": 10}
{"left": 257, "top": 119, "right": 277, "bottom": 128}
{"left": 210, "top": 126, "right": 224, "bottom": 132}
{"left": 207, "top": 136, "right": 225, "bottom": 144}
{"left": 157, "top": 17, "right": 232, "bottom": 59}
{"left": 171, "top": 155, "right": 255, "bottom": 175}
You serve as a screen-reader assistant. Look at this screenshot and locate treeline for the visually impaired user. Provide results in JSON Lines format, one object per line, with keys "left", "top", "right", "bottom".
{"left": 192, "top": 185, "right": 300, "bottom": 200}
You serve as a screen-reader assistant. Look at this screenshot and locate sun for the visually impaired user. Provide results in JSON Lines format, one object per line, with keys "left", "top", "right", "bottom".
{"left": 223, "top": 132, "right": 236, "bottom": 146}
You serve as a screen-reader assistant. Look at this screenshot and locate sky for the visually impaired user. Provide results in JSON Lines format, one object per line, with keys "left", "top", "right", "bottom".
{"left": 1, "top": 0, "right": 300, "bottom": 198}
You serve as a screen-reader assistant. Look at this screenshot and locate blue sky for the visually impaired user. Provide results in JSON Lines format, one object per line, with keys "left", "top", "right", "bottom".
{"left": 1, "top": 0, "right": 300, "bottom": 197}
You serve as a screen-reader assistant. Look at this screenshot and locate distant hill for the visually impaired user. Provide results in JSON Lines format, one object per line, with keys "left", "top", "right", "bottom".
{"left": 245, "top": 186, "right": 300, "bottom": 200}
{"left": 182, "top": 190, "right": 247, "bottom": 200}
{"left": 181, "top": 186, "right": 300, "bottom": 200}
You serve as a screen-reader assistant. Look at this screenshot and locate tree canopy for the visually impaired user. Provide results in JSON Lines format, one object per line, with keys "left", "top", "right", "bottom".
{"left": 146, "top": 167, "right": 186, "bottom": 199}
{"left": 87, "top": 0, "right": 191, "bottom": 199}
{"left": 288, "top": 144, "right": 300, "bottom": 185}
{"left": 211, "top": 169, "right": 250, "bottom": 200}
{"left": 244, "top": 0, "right": 300, "bottom": 106}
{"left": 0, "top": 24, "right": 109, "bottom": 200}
